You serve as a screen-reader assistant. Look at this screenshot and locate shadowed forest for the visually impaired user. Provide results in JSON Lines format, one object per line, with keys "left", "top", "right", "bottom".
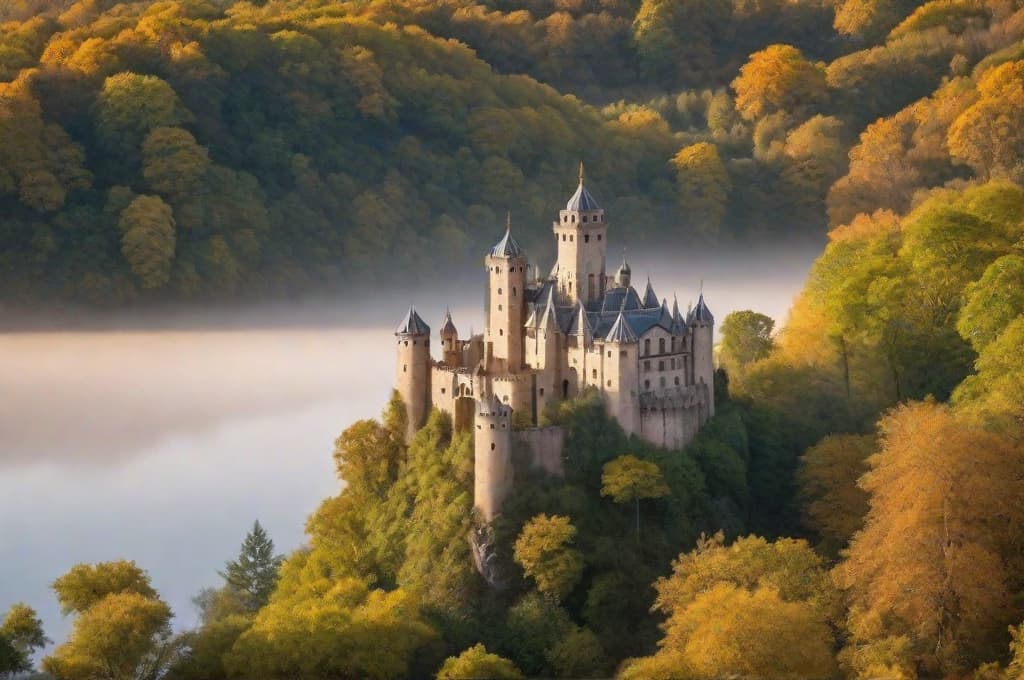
{"left": 2, "top": 0, "right": 1024, "bottom": 678}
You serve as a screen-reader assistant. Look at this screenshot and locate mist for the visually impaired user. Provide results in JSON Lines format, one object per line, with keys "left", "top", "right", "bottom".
{"left": 0, "top": 241, "right": 821, "bottom": 651}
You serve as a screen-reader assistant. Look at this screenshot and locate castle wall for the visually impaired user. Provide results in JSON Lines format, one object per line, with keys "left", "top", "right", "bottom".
{"left": 515, "top": 426, "right": 566, "bottom": 476}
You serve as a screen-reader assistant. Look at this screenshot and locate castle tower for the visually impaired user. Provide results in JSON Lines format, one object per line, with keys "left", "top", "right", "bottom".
{"left": 554, "top": 163, "right": 607, "bottom": 304}
{"left": 441, "top": 308, "right": 460, "bottom": 367}
{"left": 604, "top": 311, "right": 640, "bottom": 435}
{"left": 395, "top": 305, "right": 431, "bottom": 440}
{"left": 474, "top": 396, "right": 514, "bottom": 522}
{"left": 484, "top": 217, "right": 528, "bottom": 373}
{"left": 690, "top": 293, "right": 715, "bottom": 417}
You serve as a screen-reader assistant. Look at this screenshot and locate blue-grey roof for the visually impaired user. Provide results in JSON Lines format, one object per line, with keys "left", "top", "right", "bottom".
{"left": 441, "top": 309, "right": 457, "bottom": 335}
{"left": 396, "top": 306, "right": 430, "bottom": 335}
{"left": 606, "top": 311, "right": 638, "bottom": 343}
{"left": 693, "top": 294, "right": 714, "bottom": 324}
{"left": 642, "top": 279, "right": 659, "bottom": 308}
{"left": 490, "top": 227, "right": 524, "bottom": 258}
{"left": 566, "top": 181, "right": 601, "bottom": 211}
{"left": 593, "top": 286, "right": 644, "bottom": 314}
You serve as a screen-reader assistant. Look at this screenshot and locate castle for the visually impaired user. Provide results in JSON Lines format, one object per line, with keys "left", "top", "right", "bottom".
{"left": 395, "top": 166, "right": 715, "bottom": 522}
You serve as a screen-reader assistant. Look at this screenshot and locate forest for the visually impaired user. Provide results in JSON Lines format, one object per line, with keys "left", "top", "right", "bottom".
{"left": 2, "top": 0, "right": 1024, "bottom": 676}
{"left": 0, "top": 0, "right": 1021, "bottom": 305}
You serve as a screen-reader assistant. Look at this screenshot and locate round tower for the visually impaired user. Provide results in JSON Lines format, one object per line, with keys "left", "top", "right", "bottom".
{"left": 485, "top": 215, "right": 528, "bottom": 373}
{"left": 690, "top": 293, "right": 715, "bottom": 418}
{"left": 441, "top": 308, "right": 460, "bottom": 367}
{"left": 395, "top": 305, "right": 431, "bottom": 440}
{"left": 474, "top": 396, "right": 514, "bottom": 523}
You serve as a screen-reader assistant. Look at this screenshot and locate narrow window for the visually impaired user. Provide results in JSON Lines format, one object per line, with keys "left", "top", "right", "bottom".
{"left": 607, "top": 350, "right": 611, "bottom": 357}
{"left": 403, "top": 364, "right": 407, "bottom": 373}
{"left": 499, "top": 329, "right": 504, "bottom": 336}
{"left": 584, "top": 234, "right": 590, "bottom": 243}
{"left": 498, "top": 287, "right": 502, "bottom": 295}
{"left": 644, "top": 379, "right": 651, "bottom": 389}
{"left": 659, "top": 338, "right": 666, "bottom": 354}
{"left": 491, "top": 443, "right": 496, "bottom": 450}
{"left": 674, "top": 376, "right": 680, "bottom": 385}
{"left": 562, "top": 234, "right": 567, "bottom": 242}
{"left": 512, "top": 287, "right": 517, "bottom": 296}
{"left": 659, "top": 360, "right": 665, "bottom": 371}
{"left": 569, "top": 235, "right": 574, "bottom": 242}
{"left": 644, "top": 339, "right": 651, "bottom": 355}
{"left": 539, "top": 388, "right": 545, "bottom": 396}
{"left": 572, "top": 215, "right": 576, "bottom": 223}
{"left": 597, "top": 234, "right": 602, "bottom": 240}
{"left": 660, "top": 377, "right": 666, "bottom": 388}
{"left": 592, "top": 369, "right": 597, "bottom": 379}
{"left": 582, "top": 215, "right": 588, "bottom": 223}
{"left": 490, "top": 424, "right": 494, "bottom": 429}
{"left": 441, "top": 388, "right": 446, "bottom": 394}
{"left": 498, "top": 304, "right": 502, "bottom": 311}
{"left": 606, "top": 380, "right": 612, "bottom": 387}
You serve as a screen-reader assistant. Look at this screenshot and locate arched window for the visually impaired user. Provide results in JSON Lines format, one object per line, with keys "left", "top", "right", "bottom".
{"left": 403, "top": 364, "right": 407, "bottom": 372}
{"left": 572, "top": 215, "right": 576, "bottom": 223}
{"left": 659, "top": 338, "right": 666, "bottom": 354}
{"left": 499, "top": 329, "right": 504, "bottom": 336}
{"left": 569, "top": 235, "right": 574, "bottom": 242}
{"left": 644, "top": 339, "right": 651, "bottom": 355}
{"left": 498, "top": 287, "right": 502, "bottom": 295}
{"left": 512, "top": 287, "right": 517, "bottom": 296}
{"left": 644, "top": 379, "right": 651, "bottom": 389}
{"left": 674, "top": 376, "right": 680, "bottom": 386}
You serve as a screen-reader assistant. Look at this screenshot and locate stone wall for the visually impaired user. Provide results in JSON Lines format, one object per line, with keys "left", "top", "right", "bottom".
{"left": 515, "top": 426, "right": 566, "bottom": 476}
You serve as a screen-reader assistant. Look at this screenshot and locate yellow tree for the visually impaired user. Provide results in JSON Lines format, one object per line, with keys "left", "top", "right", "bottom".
{"left": 118, "top": 195, "right": 176, "bottom": 290}
{"left": 837, "top": 401, "right": 1024, "bottom": 677}
{"left": 513, "top": 514, "right": 584, "bottom": 602}
{"left": 948, "top": 60, "right": 1024, "bottom": 179}
{"left": 797, "top": 434, "right": 875, "bottom": 554}
{"left": 731, "top": 45, "right": 828, "bottom": 123}
{"left": 436, "top": 644, "right": 524, "bottom": 680}
{"left": 142, "top": 127, "right": 210, "bottom": 198}
{"left": 600, "top": 455, "right": 669, "bottom": 542}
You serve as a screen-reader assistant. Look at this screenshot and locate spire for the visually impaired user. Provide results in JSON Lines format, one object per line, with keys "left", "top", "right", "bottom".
{"left": 616, "top": 249, "right": 631, "bottom": 287}
{"left": 490, "top": 218, "right": 524, "bottom": 258}
{"left": 606, "top": 310, "right": 638, "bottom": 343}
{"left": 565, "top": 163, "right": 601, "bottom": 211}
{"left": 575, "top": 301, "right": 592, "bottom": 339}
{"left": 693, "top": 293, "right": 714, "bottom": 324}
{"left": 396, "top": 305, "right": 430, "bottom": 336}
{"left": 441, "top": 307, "right": 457, "bottom": 336}
{"left": 642, "top": 277, "right": 658, "bottom": 308}
{"left": 579, "top": 160, "right": 585, "bottom": 184}
{"left": 540, "top": 285, "right": 558, "bottom": 329}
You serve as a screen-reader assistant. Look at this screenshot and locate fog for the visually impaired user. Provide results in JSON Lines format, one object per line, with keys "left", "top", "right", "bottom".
{"left": 0, "top": 242, "right": 821, "bottom": 651}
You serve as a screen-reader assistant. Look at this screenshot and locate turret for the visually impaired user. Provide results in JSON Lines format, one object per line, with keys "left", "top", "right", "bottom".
{"left": 690, "top": 293, "right": 715, "bottom": 417}
{"left": 603, "top": 311, "right": 640, "bottom": 435}
{"left": 441, "top": 308, "right": 460, "bottom": 367}
{"left": 474, "top": 396, "right": 514, "bottom": 522}
{"left": 554, "top": 163, "right": 607, "bottom": 304}
{"left": 614, "top": 253, "right": 631, "bottom": 289}
{"left": 395, "top": 305, "right": 431, "bottom": 440}
{"left": 485, "top": 216, "right": 528, "bottom": 373}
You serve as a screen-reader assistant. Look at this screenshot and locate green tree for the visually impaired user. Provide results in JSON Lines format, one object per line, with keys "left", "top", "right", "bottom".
{"left": 96, "top": 73, "right": 186, "bottom": 155}
{"left": 719, "top": 310, "right": 775, "bottom": 381}
{"left": 671, "top": 142, "right": 731, "bottom": 237}
{"left": 436, "top": 644, "right": 524, "bottom": 680}
{"left": 142, "top": 127, "right": 210, "bottom": 198}
{"left": 600, "top": 455, "right": 670, "bottom": 542}
{"left": 797, "top": 434, "right": 875, "bottom": 554}
{"left": 118, "top": 195, "right": 176, "bottom": 290}
{"left": 51, "top": 560, "right": 157, "bottom": 615}
{"left": 219, "top": 520, "right": 284, "bottom": 613}
{"left": 513, "top": 514, "right": 584, "bottom": 602}
{"left": 0, "top": 604, "right": 48, "bottom": 676}
{"left": 957, "top": 255, "right": 1024, "bottom": 352}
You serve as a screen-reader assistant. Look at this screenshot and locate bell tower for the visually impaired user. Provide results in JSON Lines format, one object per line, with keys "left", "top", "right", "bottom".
{"left": 553, "top": 163, "right": 607, "bottom": 305}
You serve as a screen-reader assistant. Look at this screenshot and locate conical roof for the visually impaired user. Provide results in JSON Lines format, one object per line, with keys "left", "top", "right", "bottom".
{"left": 565, "top": 162, "right": 601, "bottom": 211}
{"left": 642, "top": 278, "right": 659, "bottom": 308}
{"left": 440, "top": 308, "right": 457, "bottom": 336}
{"left": 693, "top": 293, "right": 714, "bottom": 324}
{"left": 490, "top": 215, "right": 524, "bottom": 258}
{"left": 575, "top": 302, "right": 592, "bottom": 338}
{"left": 396, "top": 306, "right": 430, "bottom": 336}
{"left": 606, "top": 310, "right": 637, "bottom": 343}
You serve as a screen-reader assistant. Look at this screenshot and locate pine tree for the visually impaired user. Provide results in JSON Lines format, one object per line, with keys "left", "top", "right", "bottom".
{"left": 219, "top": 521, "right": 284, "bottom": 613}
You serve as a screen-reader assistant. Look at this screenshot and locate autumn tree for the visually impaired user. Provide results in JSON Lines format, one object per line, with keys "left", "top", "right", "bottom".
{"left": 436, "top": 644, "right": 524, "bottom": 680}
{"left": 601, "top": 455, "right": 670, "bottom": 541}
{"left": 142, "top": 127, "right": 210, "bottom": 198}
{"left": 43, "top": 561, "right": 176, "bottom": 680}
{"left": 513, "top": 514, "right": 584, "bottom": 601}
{"left": 957, "top": 254, "right": 1024, "bottom": 351}
{"left": 954, "top": 316, "right": 1024, "bottom": 436}
{"left": 671, "top": 142, "right": 731, "bottom": 237}
{"left": 797, "top": 433, "right": 874, "bottom": 554}
{"left": 948, "top": 60, "right": 1024, "bottom": 179}
{"left": 118, "top": 195, "right": 176, "bottom": 289}
{"left": 732, "top": 45, "right": 828, "bottom": 123}
{"left": 0, "top": 603, "right": 48, "bottom": 676}
{"left": 837, "top": 401, "right": 1024, "bottom": 677}
{"left": 96, "top": 73, "right": 187, "bottom": 155}
{"left": 622, "top": 534, "right": 837, "bottom": 679}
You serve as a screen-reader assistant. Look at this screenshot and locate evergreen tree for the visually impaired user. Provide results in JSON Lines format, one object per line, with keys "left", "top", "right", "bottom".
{"left": 219, "top": 521, "right": 284, "bottom": 613}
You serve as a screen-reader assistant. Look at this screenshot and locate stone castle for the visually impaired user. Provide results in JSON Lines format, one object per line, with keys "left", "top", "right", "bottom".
{"left": 394, "top": 166, "right": 715, "bottom": 522}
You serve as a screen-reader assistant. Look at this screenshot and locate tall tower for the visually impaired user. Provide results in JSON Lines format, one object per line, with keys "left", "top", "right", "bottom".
{"left": 474, "top": 396, "right": 513, "bottom": 522}
{"left": 554, "top": 163, "right": 607, "bottom": 305}
{"left": 441, "top": 308, "right": 460, "bottom": 366}
{"left": 690, "top": 294, "right": 715, "bottom": 417}
{"left": 395, "top": 305, "right": 431, "bottom": 440}
{"left": 484, "top": 217, "right": 527, "bottom": 372}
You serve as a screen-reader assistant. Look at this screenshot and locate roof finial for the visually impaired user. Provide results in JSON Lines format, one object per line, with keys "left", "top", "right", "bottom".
{"left": 506, "top": 211, "right": 511, "bottom": 232}
{"left": 700, "top": 279, "right": 704, "bottom": 295}
{"left": 579, "top": 160, "right": 585, "bottom": 185}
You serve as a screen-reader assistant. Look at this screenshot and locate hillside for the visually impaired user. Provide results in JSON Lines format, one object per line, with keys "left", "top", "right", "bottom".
{"left": 0, "top": 0, "right": 1021, "bottom": 308}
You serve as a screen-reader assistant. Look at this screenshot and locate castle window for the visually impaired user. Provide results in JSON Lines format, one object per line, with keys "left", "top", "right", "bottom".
{"left": 671, "top": 337, "right": 677, "bottom": 352}
{"left": 582, "top": 215, "right": 588, "bottom": 222}
{"left": 660, "top": 377, "right": 666, "bottom": 388}
{"left": 569, "top": 235, "right": 574, "bottom": 242}
{"left": 491, "top": 443, "right": 496, "bottom": 450}
{"left": 498, "top": 304, "right": 502, "bottom": 311}
{"left": 477, "top": 425, "right": 481, "bottom": 430}
{"left": 659, "top": 361, "right": 665, "bottom": 371}
{"left": 572, "top": 215, "right": 576, "bottom": 223}
{"left": 512, "top": 287, "right": 517, "bottom": 296}
{"left": 498, "top": 287, "right": 502, "bottom": 295}
{"left": 403, "top": 364, "right": 407, "bottom": 373}
{"left": 584, "top": 234, "right": 590, "bottom": 243}
{"left": 675, "top": 376, "right": 680, "bottom": 385}
{"left": 644, "top": 379, "right": 651, "bottom": 389}
{"left": 621, "top": 350, "right": 627, "bottom": 357}
{"left": 607, "top": 351, "right": 611, "bottom": 358}
{"left": 659, "top": 338, "right": 666, "bottom": 354}
{"left": 562, "top": 234, "right": 566, "bottom": 242}
{"left": 644, "top": 339, "right": 651, "bottom": 355}
{"left": 503, "top": 395, "right": 509, "bottom": 402}
{"left": 490, "top": 424, "right": 495, "bottom": 429}
{"left": 441, "top": 388, "right": 446, "bottom": 394}
{"left": 499, "top": 329, "right": 504, "bottom": 336}
{"left": 644, "top": 360, "right": 651, "bottom": 372}
{"left": 597, "top": 234, "right": 602, "bottom": 240}
{"left": 404, "top": 340, "right": 409, "bottom": 347}
{"left": 592, "top": 369, "right": 597, "bottom": 379}
{"left": 563, "top": 216, "right": 568, "bottom": 223}
{"left": 413, "top": 340, "right": 417, "bottom": 345}
{"left": 539, "top": 388, "right": 545, "bottom": 396}
{"left": 607, "top": 380, "right": 612, "bottom": 387}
